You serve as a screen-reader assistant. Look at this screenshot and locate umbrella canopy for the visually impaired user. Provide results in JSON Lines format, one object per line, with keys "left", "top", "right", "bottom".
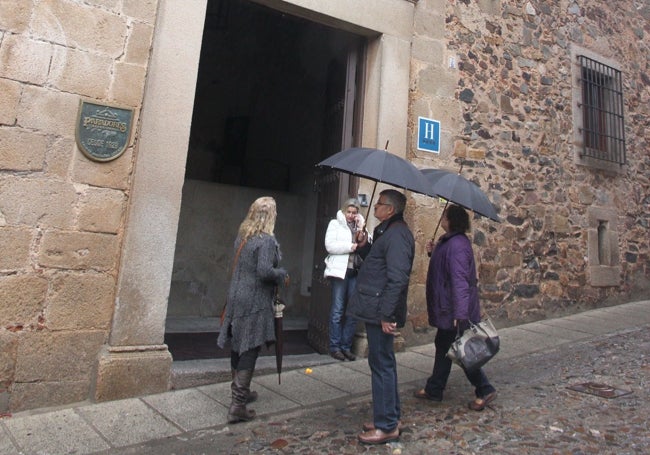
{"left": 421, "top": 168, "right": 500, "bottom": 222}
{"left": 316, "top": 147, "right": 432, "bottom": 196}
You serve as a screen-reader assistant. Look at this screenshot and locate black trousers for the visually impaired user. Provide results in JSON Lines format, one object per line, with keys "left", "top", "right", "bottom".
{"left": 424, "top": 328, "right": 496, "bottom": 399}
{"left": 230, "top": 346, "right": 260, "bottom": 371}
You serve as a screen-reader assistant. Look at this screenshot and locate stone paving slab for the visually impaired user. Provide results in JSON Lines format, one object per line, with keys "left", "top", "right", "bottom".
{"left": 253, "top": 368, "right": 348, "bottom": 405}
{"left": 560, "top": 313, "right": 629, "bottom": 333}
{"left": 3, "top": 408, "right": 110, "bottom": 454}
{"left": 516, "top": 321, "right": 592, "bottom": 341}
{"left": 493, "top": 327, "right": 564, "bottom": 357}
{"left": 396, "top": 363, "right": 429, "bottom": 384}
{"left": 76, "top": 398, "right": 181, "bottom": 448}
{"left": 297, "top": 361, "right": 371, "bottom": 394}
{"left": 408, "top": 344, "right": 435, "bottom": 355}
{"left": 142, "top": 388, "right": 228, "bottom": 432}
{"left": 337, "top": 357, "right": 371, "bottom": 374}
{"left": 537, "top": 316, "right": 605, "bottom": 334}
{"left": 396, "top": 350, "right": 436, "bottom": 374}
{"left": 582, "top": 305, "right": 650, "bottom": 325}
{"left": 0, "top": 426, "right": 20, "bottom": 455}
{"left": 0, "top": 429, "right": 20, "bottom": 455}
{"left": 198, "top": 380, "right": 300, "bottom": 417}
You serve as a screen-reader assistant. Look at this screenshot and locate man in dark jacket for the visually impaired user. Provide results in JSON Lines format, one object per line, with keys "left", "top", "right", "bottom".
{"left": 347, "top": 189, "right": 414, "bottom": 444}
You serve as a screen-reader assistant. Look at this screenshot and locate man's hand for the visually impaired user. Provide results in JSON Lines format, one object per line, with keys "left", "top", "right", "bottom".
{"left": 381, "top": 320, "right": 397, "bottom": 335}
{"left": 355, "top": 229, "right": 368, "bottom": 246}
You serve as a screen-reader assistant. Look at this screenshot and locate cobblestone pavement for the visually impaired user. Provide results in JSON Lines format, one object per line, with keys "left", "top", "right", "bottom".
{"left": 105, "top": 326, "right": 650, "bottom": 455}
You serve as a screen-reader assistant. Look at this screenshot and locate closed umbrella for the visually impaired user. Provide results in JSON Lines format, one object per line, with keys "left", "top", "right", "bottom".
{"left": 273, "top": 288, "right": 285, "bottom": 384}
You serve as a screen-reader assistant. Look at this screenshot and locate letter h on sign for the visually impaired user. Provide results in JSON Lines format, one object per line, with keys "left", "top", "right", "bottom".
{"left": 417, "top": 116, "right": 440, "bottom": 153}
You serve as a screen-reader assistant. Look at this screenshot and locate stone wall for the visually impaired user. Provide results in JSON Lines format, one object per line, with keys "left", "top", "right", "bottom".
{"left": 407, "top": 0, "right": 649, "bottom": 331}
{"left": 0, "top": 0, "right": 157, "bottom": 411}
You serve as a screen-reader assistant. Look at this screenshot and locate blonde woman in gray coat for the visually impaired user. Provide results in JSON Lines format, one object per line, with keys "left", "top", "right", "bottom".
{"left": 217, "top": 197, "right": 289, "bottom": 423}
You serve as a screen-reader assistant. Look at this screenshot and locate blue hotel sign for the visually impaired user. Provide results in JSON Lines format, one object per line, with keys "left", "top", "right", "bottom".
{"left": 417, "top": 116, "right": 440, "bottom": 153}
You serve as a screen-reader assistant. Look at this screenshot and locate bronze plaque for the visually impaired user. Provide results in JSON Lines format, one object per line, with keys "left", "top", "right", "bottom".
{"left": 76, "top": 100, "right": 133, "bottom": 162}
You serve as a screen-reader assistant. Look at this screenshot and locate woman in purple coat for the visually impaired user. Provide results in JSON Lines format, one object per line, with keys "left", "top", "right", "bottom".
{"left": 414, "top": 204, "right": 497, "bottom": 411}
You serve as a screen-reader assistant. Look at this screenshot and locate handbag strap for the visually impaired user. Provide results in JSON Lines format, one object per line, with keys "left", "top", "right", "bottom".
{"left": 229, "top": 238, "right": 247, "bottom": 279}
{"left": 220, "top": 239, "right": 247, "bottom": 323}
{"left": 480, "top": 310, "right": 492, "bottom": 321}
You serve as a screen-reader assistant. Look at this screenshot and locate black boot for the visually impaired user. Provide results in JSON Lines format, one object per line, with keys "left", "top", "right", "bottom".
{"left": 227, "top": 369, "right": 256, "bottom": 423}
{"left": 232, "top": 369, "right": 257, "bottom": 403}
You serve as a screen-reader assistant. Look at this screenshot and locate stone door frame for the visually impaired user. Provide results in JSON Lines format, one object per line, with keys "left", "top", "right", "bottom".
{"left": 95, "top": 0, "right": 415, "bottom": 401}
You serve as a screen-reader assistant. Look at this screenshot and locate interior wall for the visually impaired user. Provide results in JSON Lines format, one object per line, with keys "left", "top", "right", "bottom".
{"left": 170, "top": 180, "right": 310, "bottom": 320}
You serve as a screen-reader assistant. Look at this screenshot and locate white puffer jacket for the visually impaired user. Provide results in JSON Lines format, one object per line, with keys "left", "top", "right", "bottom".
{"left": 323, "top": 210, "right": 365, "bottom": 279}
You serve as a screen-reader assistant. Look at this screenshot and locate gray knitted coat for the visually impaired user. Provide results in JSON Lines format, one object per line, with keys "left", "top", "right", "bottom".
{"left": 217, "top": 233, "right": 287, "bottom": 354}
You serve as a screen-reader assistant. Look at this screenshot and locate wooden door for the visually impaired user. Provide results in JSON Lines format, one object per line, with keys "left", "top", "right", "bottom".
{"left": 308, "top": 44, "right": 363, "bottom": 353}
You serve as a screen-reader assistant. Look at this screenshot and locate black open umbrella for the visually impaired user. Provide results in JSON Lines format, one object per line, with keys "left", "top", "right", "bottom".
{"left": 316, "top": 146, "right": 433, "bottom": 218}
{"left": 421, "top": 167, "right": 500, "bottom": 239}
{"left": 421, "top": 168, "right": 500, "bottom": 222}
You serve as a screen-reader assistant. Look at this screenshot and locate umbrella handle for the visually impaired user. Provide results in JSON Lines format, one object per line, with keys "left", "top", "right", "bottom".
{"left": 431, "top": 199, "right": 450, "bottom": 243}
{"left": 431, "top": 161, "right": 462, "bottom": 242}
{"left": 274, "top": 302, "right": 285, "bottom": 318}
{"left": 363, "top": 181, "right": 378, "bottom": 223}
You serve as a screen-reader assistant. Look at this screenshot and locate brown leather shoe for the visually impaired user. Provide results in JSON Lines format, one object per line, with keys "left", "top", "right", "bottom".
{"left": 362, "top": 421, "right": 403, "bottom": 432}
{"left": 342, "top": 350, "right": 356, "bottom": 361}
{"left": 357, "top": 428, "right": 399, "bottom": 445}
{"left": 468, "top": 391, "right": 497, "bottom": 411}
{"left": 330, "top": 351, "right": 346, "bottom": 361}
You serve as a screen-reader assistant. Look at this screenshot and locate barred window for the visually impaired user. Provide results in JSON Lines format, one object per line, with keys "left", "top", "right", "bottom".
{"left": 577, "top": 55, "right": 626, "bottom": 165}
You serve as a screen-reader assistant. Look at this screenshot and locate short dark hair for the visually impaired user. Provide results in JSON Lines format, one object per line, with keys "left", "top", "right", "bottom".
{"left": 380, "top": 189, "right": 406, "bottom": 214}
{"left": 445, "top": 204, "right": 470, "bottom": 233}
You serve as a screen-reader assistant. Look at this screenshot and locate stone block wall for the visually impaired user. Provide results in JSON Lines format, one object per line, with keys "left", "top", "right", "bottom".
{"left": 407, "top": 0, "right": 649, "bottom": 328}
{"left": 0, "top": 0, "right": 157, "bottom": 412}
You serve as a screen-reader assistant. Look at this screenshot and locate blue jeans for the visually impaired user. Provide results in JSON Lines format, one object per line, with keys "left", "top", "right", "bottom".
{"left": 365, "top": 322, "right": 400, "bottom": 432}
{"left": 424, "top": 328, "right": 496, "bottom": 399}
{"left": 328, "top": 270, "right": 358, "bottom": 352}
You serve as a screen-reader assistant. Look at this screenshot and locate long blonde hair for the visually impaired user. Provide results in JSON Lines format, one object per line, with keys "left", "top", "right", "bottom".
{"left": 238, "top": 196, "right": 277, "bottom": 241}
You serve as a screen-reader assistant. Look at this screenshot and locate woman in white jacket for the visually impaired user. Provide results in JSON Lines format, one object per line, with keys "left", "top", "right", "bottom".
{"left": 323, "top": 198, "right": 365, "bottom": 361}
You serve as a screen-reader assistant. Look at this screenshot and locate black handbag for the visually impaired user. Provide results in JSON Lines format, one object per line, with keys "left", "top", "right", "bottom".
{"left": 352, "top": 252, "right": 363, "bottom": 270}
{"left": 447, "top": 318, "right": 500, "bottom": 372}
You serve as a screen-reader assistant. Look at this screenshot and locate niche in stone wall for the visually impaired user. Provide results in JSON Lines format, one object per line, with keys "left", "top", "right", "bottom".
{"left": 587, "top": 206, "right": 621, "bottom": 287}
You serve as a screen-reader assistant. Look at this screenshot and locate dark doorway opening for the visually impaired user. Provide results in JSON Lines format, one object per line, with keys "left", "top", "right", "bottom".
{"left": 166, "top": 0, "right": 365, "bottom": 361}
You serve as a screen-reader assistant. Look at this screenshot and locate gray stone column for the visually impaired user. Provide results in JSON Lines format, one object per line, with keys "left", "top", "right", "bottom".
{"left": 94, "top": 0, "right": 207, "bottom": 401}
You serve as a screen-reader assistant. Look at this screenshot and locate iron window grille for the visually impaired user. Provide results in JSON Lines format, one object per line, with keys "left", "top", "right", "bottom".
{"left": 577, "top": 55, "right": 626, "bottom": 165}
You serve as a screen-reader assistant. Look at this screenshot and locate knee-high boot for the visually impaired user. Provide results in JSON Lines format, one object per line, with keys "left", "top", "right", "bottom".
{"left": 227, "top": 369, "right": 256, "bottom": 423}
{"left": 232, "top": 369, "right": 257, "bottom": 403}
